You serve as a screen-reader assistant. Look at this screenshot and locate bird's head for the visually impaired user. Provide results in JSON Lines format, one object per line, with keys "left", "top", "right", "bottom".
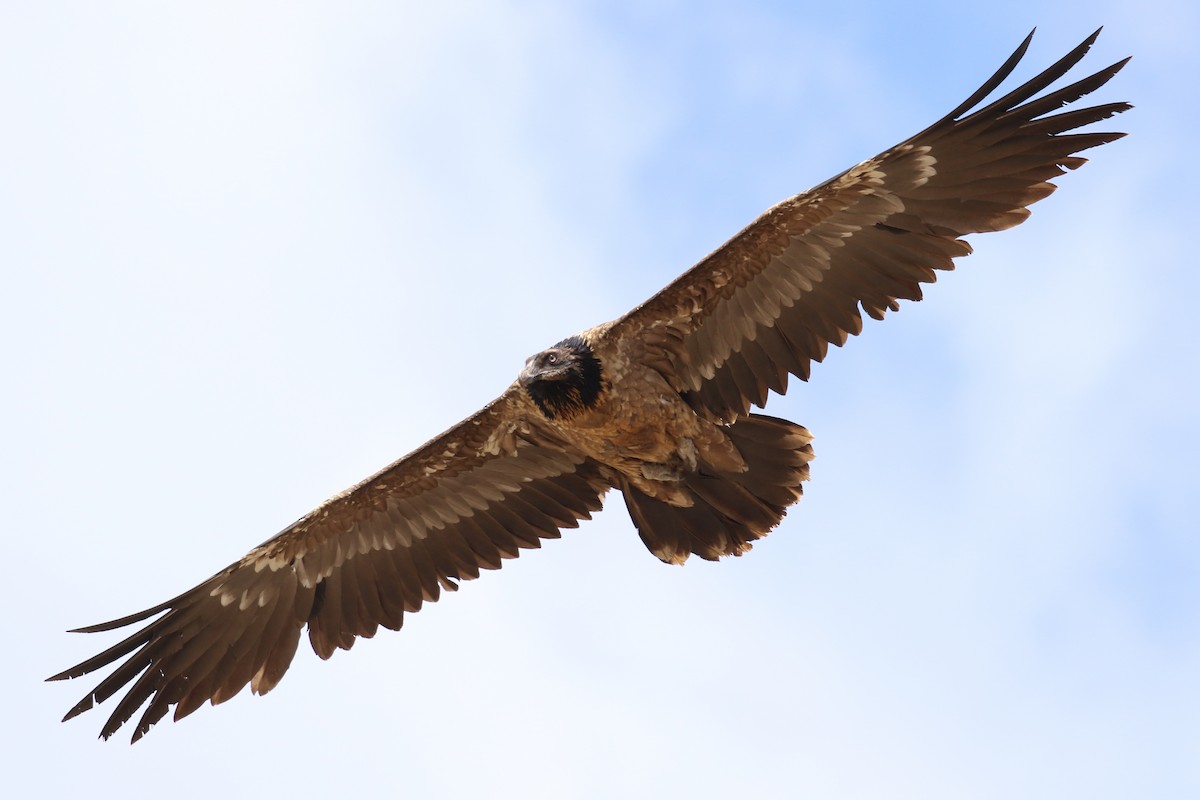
{"left": 519, "top": 335, "right": 604, "bottom": 421}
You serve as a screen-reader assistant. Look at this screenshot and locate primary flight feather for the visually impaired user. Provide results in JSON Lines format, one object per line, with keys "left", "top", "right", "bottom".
{"left": 51, "top": 29, "right": 1130, "bottom": 742}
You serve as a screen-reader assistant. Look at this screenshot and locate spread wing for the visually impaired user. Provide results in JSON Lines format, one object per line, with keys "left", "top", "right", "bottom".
{"left": 609, "top": 30, "right": 1130, "bottom": 422}
{"left": 49, "top": 385, "right": 613, "bottom": 742}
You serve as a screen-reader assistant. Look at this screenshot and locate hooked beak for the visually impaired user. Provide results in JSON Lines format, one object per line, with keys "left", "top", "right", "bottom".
{"left": 518, "top": 357, "right": 539, "bottom": 389}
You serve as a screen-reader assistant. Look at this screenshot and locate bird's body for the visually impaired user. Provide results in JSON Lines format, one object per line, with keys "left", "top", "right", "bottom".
{"left": 515, "top": 328, "right": 814, "bottom": 561}
{"left": 528, "top": 328, "right": 756, "bottom": 500}
{"left": 51, "top": 30, "right": 1131, "bottom": 743}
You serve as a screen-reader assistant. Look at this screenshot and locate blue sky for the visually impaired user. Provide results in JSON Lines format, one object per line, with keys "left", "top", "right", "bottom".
{"left": 4, "top": 2, "right": 1196, "bottom": 797}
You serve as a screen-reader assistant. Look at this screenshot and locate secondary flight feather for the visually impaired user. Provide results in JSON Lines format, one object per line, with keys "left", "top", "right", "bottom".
{"left": 51, "top": 29, "right": 1130, "bottom": 742}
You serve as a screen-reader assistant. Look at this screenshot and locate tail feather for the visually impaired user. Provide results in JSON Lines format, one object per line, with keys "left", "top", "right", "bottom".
{"left": 622, "top": 414, "right": 813, "bottom": 564}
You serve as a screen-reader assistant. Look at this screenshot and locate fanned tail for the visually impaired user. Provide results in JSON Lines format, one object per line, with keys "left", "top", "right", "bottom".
{"left": 622, "top": 415, "right": 814, "bottom": 564}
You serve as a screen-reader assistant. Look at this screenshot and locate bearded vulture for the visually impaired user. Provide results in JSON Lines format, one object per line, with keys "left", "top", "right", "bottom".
{"left": 50, "top": 29, "right": 1130, "bottom": 742}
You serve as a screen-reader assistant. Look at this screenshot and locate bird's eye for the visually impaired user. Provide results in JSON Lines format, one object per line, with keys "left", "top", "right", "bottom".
{"left": 545, "top": 353, "right": 558, "bottom": 364}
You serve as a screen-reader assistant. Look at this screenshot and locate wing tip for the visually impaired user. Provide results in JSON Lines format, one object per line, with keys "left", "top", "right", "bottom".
{"left": 65, "top": 600, "right": 173, "bottom": 634}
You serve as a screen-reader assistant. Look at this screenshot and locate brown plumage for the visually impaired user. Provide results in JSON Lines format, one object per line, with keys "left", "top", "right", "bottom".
{"left": 50, "top": 29, "right": 1130, "bottom": 742}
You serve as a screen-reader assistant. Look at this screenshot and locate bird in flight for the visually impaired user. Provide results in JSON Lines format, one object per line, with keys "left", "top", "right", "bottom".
{"left": 51, "top": 29, "right": 1129, "bottom": 742}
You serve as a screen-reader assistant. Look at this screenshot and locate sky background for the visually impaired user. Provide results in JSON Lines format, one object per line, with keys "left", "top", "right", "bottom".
{"left": 3, "top": 2, "right": 1196, "bottom": 797}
